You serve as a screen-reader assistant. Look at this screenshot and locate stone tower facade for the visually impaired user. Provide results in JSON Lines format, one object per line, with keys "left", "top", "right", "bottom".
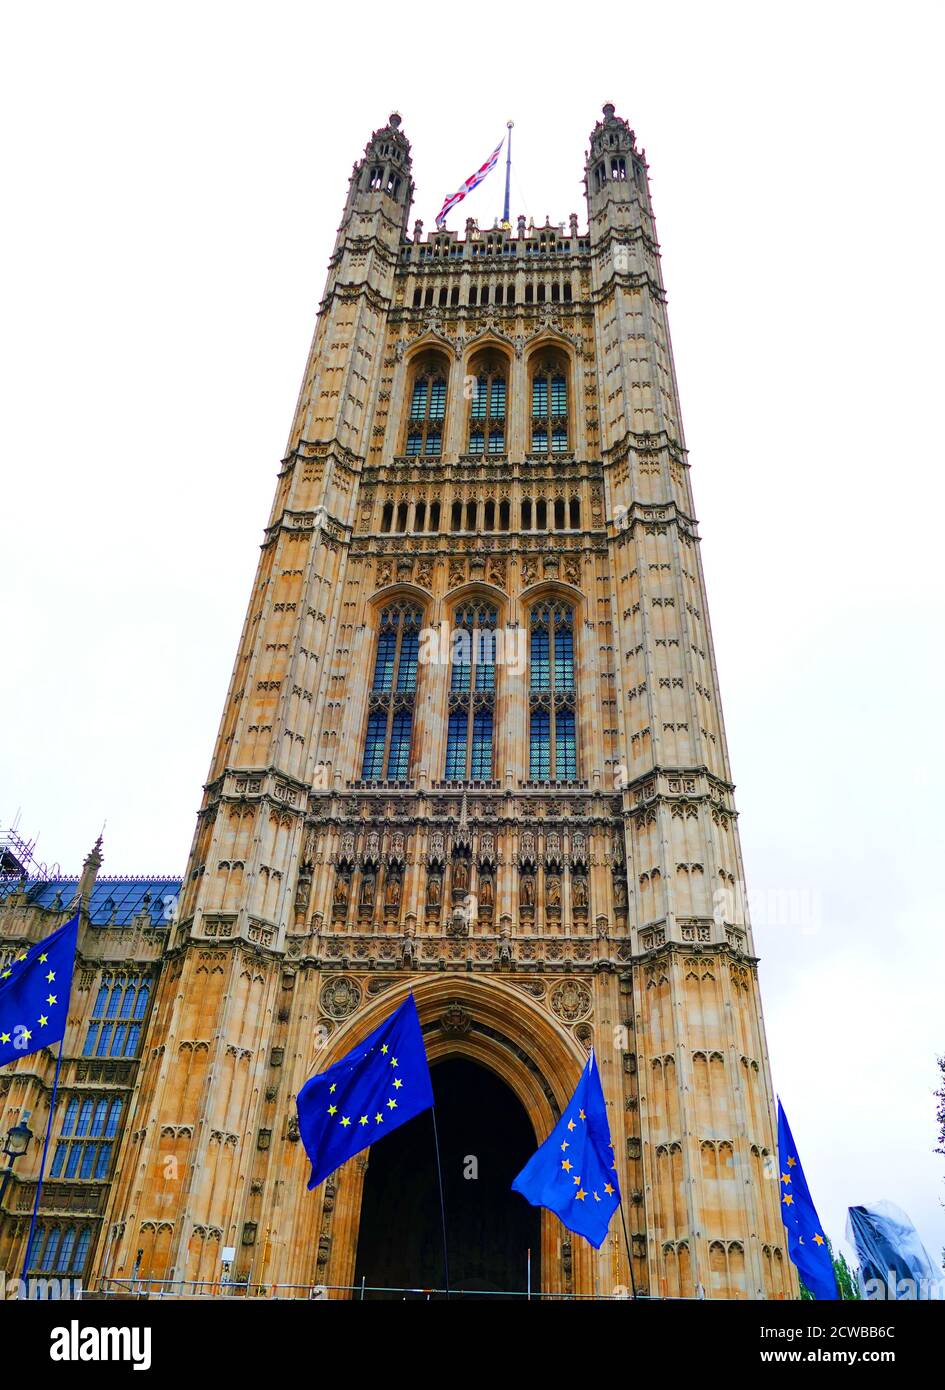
{"left": 61, "top": 106, "right": 789, "bottom": 1298}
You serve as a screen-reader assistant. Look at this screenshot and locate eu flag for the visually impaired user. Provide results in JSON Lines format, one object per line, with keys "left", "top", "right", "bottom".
{"left": 0, "top": 913, "right": 78, "bottom": 1066}
{"left": 297, "top": 993, "right": 433, "bottom": 1190}
{"left": 777, "top": 1098, "right": 839, "bottom": 1299}
{"left": 511, "top": 1051, "right": 620, "bottom": 1249}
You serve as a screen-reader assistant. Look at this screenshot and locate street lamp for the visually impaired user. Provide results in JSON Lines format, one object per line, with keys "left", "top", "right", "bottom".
{"left": 0, "top": 1111, "right": 34, "bottom": 1207}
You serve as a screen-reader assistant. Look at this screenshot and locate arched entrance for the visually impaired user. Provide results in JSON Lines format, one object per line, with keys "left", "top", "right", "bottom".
{"left": 353, "top": 1057, "right": 540, "bottom": 1299}
{"left": 311, "top": 977, "right": 600, "bottom": 1299}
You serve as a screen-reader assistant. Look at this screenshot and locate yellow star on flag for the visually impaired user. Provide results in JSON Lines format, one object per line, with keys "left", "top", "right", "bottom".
{"left": 604, "top": 1183, "right": 615, "bottom": 1195}
{"left": 359, "top": 1116, "right": 368, "bottom": 1126}
{"left": 328, "top": 1105, "right": 338, "bottom": 1116}
{"left": 340, "top": 1116, "right": 351, "bottom": 1127}
{"left": 813, "top": 1233, "right": 825, "bottom": 1246}
{"left": 562, "top": 1159, "right": 573, "bottom": 1172}
{"left": 38, "top": 1015, "right": 48, "bottom": 1027}
{"left": 47, "top": 994, "right": 57, "bottom": 1006}
{"left": 781, "top": 1172, "right": 791, "bottom": 1184}
{"left": 787, "top": 1156, "right": 796, "bottom": 1167}
{"left": 387, "top": 1098, "right": 397, "bottom": 1110}
{"left": 374, "top": 1113, "right": 383, "bottom": 1124}
{"left": 783, "top": 1193, "right": 794, "bottom": 1206}
{"left": 575, "top": 1189, "right": 587, "bottom": 1201}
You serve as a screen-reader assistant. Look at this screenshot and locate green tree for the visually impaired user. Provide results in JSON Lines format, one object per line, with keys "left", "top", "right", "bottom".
{"left": 799, "top": 1239, "right": 860, "bottom": 1299}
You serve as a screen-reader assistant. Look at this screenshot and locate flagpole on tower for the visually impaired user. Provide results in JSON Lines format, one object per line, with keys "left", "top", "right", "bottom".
{"left": 502, "top": 121, "right": 513, "bottom": 226}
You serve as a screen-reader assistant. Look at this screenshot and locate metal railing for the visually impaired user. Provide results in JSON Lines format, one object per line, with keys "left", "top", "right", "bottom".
{"left": 93, "top": 1276, "right": 661, "bottom": 1301}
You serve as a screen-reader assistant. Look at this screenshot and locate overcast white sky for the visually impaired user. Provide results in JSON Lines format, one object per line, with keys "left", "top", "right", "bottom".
{"left": 2, "top": 1, "right": 943, "bottom": 1272}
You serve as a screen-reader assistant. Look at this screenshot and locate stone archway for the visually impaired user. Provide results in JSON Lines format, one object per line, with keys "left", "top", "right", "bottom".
{"left": 311, "top": 976, "right": 597, "bottom": 1298}
{"left": 353, "top": 1056, "right": 540, "bottom": 1298}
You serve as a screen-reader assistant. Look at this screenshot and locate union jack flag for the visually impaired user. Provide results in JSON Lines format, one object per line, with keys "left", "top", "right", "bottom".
{"left": 435, "top": 137, "right": 505, "bottom": 228}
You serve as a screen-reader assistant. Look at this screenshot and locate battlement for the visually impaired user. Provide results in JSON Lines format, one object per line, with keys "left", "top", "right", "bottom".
{"left": 399, "top": 217, "right": 590, "bottom": 265}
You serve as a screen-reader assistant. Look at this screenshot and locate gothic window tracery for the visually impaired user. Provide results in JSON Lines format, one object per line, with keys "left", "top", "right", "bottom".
{"left": 50, "top": 1095, "right": 123, "bottom": 1180}
{"left": 529, "top": 600, "right": 577, "bottom": 780}
{"left": 530, "top": 355, "right": 570, "bottom": 454}
{"left": 445, "top": 602, "right": 498, "bottom": 781}
{"left": 82, "top": 973, "right": 150, "bottom": 1058}
{"left": 361, "top": 603, "right": 423, "bottom": 780}
{"left": 405, "top": 353, "right": 448, "bottom": 456}
{"left": 467, "top": 357, "right": 507, "bottom": 456}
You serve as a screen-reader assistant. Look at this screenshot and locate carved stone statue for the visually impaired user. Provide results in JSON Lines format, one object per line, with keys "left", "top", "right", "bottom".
{"left": 547, "top": 875, "right": 561, "bottom": 908}
{"left": 613, "top": 875, "right": 627, "bottom": 908}
{"left": 427, "top": 874, "right": 441, "bottom": 907}
{"left": 479, "top": 875, "right": 494, "bottom": 908}
{"left": 453, "top": 859, "right": 469, "bottom": 894}
{"left": 385, "top": 874, "right": 401, "bottom": 909}
{"left": 360, "top": 873, "right": 375, "bottom": 907}
{"left": 333, "top": 874, "right": 349, "bottom": 908}
{"left": 572, "top": 875, "right": 588, "bottom": 910}
{"left": 295, "top": 873, "right": 311, "bottom": 913}
{"left": 520, "top": 874, "right": 535, "bottom": 908}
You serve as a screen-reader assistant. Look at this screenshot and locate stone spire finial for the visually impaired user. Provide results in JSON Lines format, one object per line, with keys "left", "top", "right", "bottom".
{"left": 78, "top": 832, "right": 104, "bottom": 910}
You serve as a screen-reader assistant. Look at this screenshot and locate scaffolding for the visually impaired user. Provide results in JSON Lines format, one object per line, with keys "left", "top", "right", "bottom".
{"left": 0, "top": 813, "right": 60, "bottom": 882}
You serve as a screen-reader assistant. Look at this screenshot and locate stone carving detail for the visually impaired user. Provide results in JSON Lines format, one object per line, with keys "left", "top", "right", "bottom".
{"left": 441, "top": 1001, "right": 472, "bottom": 1036}
{"left": 550, "top": 979, "right": 592, "bottom": 1023}
{"left": 319, "top": 976, "right": 362, "bottom": 1020}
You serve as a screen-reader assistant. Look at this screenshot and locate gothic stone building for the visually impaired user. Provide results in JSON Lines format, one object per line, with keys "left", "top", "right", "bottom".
{"left": 0, "top": 105, "right": 793, "bottom": 1299}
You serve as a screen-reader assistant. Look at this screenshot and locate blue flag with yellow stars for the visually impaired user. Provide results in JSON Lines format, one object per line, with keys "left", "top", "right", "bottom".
{"left": 777, "top": 1098, "right": 839, "bottom": 1299}
{"left": 297, "top": 993, "right": 433, "bottom": 1190}
{"left": 511, "top": 1051, "right": 620, "bottom": 1249}
{"left": 0, "top": 913, "right": 78, "bottom": 1066}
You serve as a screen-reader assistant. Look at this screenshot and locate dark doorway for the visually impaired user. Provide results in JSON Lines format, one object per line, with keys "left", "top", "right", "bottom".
{"left": 353, "top": 1056, "right": 541, "bottom": 1299}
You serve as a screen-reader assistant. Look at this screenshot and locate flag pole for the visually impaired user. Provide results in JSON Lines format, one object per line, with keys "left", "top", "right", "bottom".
{"left": 502, "top": 121, "right": 513, "bottom": 226}
{"left": 430, "top": 1106, "right": 451, "bottom": 1299}
{"left": 618, "top": 1197, "right": 638, "bottom": 1299}
{"left": 22, "top": 1034, "right": 65, "bottom": 1281}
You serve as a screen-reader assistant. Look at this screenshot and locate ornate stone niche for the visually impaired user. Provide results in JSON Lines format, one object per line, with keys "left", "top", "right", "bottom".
{"left": 518, "top": 829, "right": 537, "bottom": 923}
{"left": 571, "top": 872, "right": 589, "bottom": 920}
{"left": 383, "top": 865, "right": 403, "bottom": 923}
{"left": 476, "top": 829, "right": 497, "bottom": 925}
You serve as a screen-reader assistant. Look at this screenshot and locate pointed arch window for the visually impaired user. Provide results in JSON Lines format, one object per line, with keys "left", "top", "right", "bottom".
{"left": 362, "top": 604, "right": 422, "bottom": 781}
{"left": 531, "top": 358, "right": 569, "bottom": 455}
{"left": 445, "top": 603, "right": 498, "bottom": 781}
{"left": 468, "top": 359, "right": 507, "bottom": 455}
{"left": 405, "top": 358, "right": 448, "bottom": 457}
{"left": 529, "top": 601, "right": 577, "bottom": 780}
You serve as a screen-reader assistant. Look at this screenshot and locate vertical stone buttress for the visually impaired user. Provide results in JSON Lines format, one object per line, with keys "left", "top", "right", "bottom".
{"left": 587, "top": 104, "right": 790, "bottom": 1297}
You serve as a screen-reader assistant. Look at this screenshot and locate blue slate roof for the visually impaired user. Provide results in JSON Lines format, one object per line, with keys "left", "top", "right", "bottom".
{"left": 0, "top": 877, "right": 182, "bottom": 928}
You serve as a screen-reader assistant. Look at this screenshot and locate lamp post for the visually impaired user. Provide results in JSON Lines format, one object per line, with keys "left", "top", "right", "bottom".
{"left": 0, "top": 1111, "right": 34, "bottom": 1209}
